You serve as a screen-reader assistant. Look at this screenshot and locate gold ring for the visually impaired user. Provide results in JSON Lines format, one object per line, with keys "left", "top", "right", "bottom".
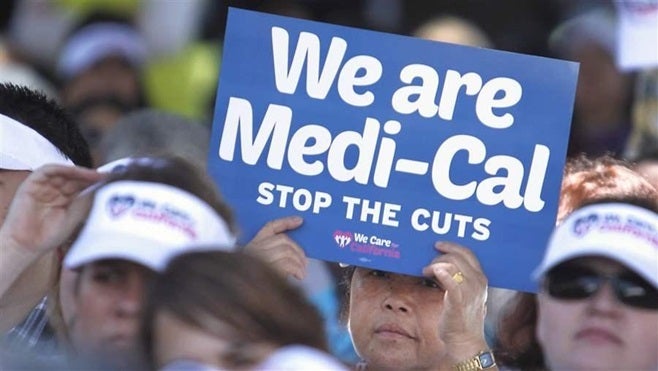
{"left": 452, "top": 271, "right": 464, "bottom": 284}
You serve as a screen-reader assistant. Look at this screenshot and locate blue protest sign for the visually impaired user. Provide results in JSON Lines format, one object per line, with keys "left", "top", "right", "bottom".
{"left": 208, "top": 8, "right": 578, "bottom": 292}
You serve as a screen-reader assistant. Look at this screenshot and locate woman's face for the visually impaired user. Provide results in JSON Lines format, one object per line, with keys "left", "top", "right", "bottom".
{"left": 70, "top": 260, "right": 152, "bottom": 359}
{"left": 537, "top": 257, "right": 658, "bottom": 371}
{"left": 348, "top": 268, "right": 446, "bottom": 371}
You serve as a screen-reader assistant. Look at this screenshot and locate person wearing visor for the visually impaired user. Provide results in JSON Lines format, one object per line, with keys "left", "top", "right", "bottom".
{"left": 66, "top": 158, "right": 237, "bottom": 361}
{"left": 535, "top": 201, "right": 658, "bottom": 371}
{"left": 0, "top": 83, "right": 92, "bottom": 352}
{"left": 1, "top": 157, "right": 237, "bottom": 367}
{"left": 495, "top": 155, "right": 658, "bottom": 370}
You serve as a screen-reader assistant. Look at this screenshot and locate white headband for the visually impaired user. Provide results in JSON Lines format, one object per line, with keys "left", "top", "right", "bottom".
{"left": 65, "top": 180, "right": 237, "bottom": 271}
{"left": 0, "top": 113, "right": 74, "bottom": 170}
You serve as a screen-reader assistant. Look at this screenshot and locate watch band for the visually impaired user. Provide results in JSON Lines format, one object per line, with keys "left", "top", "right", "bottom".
{"left": 452, "top": 350, "right": 496, "bottom": 371}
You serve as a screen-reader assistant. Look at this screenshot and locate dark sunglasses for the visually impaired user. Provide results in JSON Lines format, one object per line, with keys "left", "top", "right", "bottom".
{"left": 544, "top": 264, "right": 658, "bottom": 310}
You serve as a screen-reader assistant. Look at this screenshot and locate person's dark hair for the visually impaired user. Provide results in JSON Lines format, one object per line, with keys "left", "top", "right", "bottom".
{"left": 0, "top": 83, "right": 92, "bottom": 167}
{"left": 141, "top": 250, "right": 328, "bottom": 369}
{"left": 99, "top": 156, "right": 237, "bottom": 235}
{"left": 495, "top": 154, "right": 658, "bottom": 370}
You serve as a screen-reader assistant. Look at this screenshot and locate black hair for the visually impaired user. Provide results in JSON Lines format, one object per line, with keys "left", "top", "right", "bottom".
{"left": 0, "top": 83, "right": 92, "bottom": 167}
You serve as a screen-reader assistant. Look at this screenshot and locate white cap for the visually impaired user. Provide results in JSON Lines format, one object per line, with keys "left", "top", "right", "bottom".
{"left": 534, "top": 203, "right": 658, "bottom": 288}
{"left": 64, "top": 180, "right": 236, "bottom": 272}
{"left": 57, "top": 22, "right": 147, "bottom": 80}
{"left": 0, "top": 113, "right": 74, "bottom": 170}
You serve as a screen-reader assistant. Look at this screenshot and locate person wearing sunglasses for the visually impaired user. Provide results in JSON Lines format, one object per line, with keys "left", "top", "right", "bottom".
{"left": 495, "top": 155, "right": 658, "bottom": 370}
{"left": 533, "top": 201, "right": 658, "bottom": 371}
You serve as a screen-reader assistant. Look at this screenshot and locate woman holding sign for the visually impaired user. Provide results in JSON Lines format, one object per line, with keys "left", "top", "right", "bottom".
{"left": 248, "top": 220, "right": 496, "bottom": 370}
{"left": 343, "top": 241, "right": 496, "bottom": 371}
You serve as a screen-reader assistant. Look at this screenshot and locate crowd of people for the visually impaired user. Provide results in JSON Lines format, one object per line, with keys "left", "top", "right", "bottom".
{"left": 1, "top": 1, "right": 657, "bottom": 370}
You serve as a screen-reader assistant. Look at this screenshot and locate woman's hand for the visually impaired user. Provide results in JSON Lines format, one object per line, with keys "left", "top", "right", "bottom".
{"left": 243, "top": 216, "right": 307, "bottom": 280}
{"left": 422, "top": 241, "right": 491, "bottom": 367}
{"left": 0, "top": 164, "right": 103, "bottom": 257}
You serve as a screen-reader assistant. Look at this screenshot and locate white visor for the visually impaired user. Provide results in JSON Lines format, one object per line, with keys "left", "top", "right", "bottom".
{"left": 0, "top": 113, "right": 74, "bottom": 170}
{"left": 533, "top": 203, "right": 658, "bottom": 288}
{"left": 65, "top": 181, "right": 237, "bottom": 272}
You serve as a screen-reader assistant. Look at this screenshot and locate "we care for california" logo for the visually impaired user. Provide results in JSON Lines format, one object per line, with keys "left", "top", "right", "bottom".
{"left": 333, "top": 230, "right": 400, "bottom": 259}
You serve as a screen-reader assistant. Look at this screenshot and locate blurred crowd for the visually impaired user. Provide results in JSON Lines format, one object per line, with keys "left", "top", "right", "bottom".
{"left": 1, "top": 1, "right": 657, "bottom": 370}
{"left": 2, "top": 1, "right": 657, "bottom": 164}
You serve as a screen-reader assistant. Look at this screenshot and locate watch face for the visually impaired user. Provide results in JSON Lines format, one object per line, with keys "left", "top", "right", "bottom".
{"left": 479, "top": 352, "right": 495, "bottom": 368}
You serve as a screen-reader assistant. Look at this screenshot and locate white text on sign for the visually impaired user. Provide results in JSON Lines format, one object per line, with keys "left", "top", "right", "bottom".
{"left": 219, "top": 98, "right": 548, "bottom": 212}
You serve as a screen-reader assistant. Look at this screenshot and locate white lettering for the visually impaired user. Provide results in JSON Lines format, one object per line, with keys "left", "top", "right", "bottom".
{"left": 271, "top": 27, "right": 346, "bottom": 99}
{"left": 218, "top": 98, "right": 291, "bottom": 169}
{"left": 391, "top": 64, "right": 439, "bottom": 118}
{"left": 431, "top": 135, "right": 485, "bottom": 200}
{"left": 327, "top": 117, "right": 379, "bottom": 184}
{"left": 476, "top": 77, "right": 522, "bottom": 129}
{"left": 257, "top": 182, "right": 332, "bottom": 213}
{"left": 438, "top": 70, "right": 483, "bottom": 121}
{"left": 410, "top": 207, "right": 491, "bottom": 240}
{"left": 337, "top": 55, "right": 382, "bottom": 107}
{"left": 287, "top": 124, "right": 331, "bottom": 175}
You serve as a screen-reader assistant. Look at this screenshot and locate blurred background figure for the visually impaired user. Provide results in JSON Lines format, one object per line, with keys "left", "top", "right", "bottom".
{"left": 618, "top": 0, "right": 658, "bottom": 162}
{"left": 56, "top": 13, "right": 149, "bottom": 165}
{"left": 98, "top": 109, "right": 210, "bottom": 168}
{"left": 625, "top": 69, "right": 658, "bottom": 161}
{"left": 0, "top": 23, "right": 58, "bottom": 100}
{"left": 0, "top": 57, "right": 58, "bottom": 101}
{"left": 549, "top": 8, "right": 635, "bottom": 157}
{"left": 413, "top": 15, "right": 492, "bottom": 48}
{"left": 142, "top": 250, "right": 347, "bottom": 371}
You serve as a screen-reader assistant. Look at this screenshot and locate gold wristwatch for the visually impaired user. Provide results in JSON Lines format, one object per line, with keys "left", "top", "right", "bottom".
{"left": 452, "top": 350, "right": 496, "bottom": 371}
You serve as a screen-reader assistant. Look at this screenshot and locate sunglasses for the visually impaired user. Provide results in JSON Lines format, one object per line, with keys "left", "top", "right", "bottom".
{"left": 544, "top": 265, "right": 658, "bottom": 310}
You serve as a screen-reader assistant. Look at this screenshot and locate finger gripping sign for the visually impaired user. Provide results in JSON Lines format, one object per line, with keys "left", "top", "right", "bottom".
{"left": 208, "top": 8, "right": 578, "bottom": 292}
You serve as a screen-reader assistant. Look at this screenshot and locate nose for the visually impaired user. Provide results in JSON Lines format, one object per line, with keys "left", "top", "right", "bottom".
{"left": 115, "top": 274, "right": 145, "bottom": 317}
{"left": 382, "top": 280, "right": 412, "bottom": 314}
{"left": 586, "top": 281, "right": 622, "bottom": 317}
